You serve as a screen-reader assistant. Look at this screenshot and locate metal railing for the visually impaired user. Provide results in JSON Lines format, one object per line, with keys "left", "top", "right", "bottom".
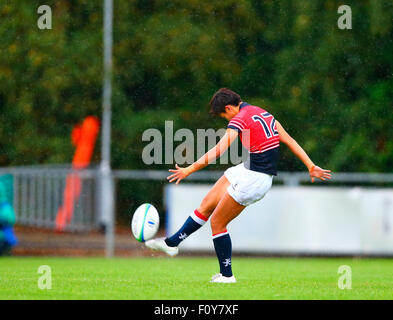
{"left": 1, "top": 165, "right": 393, "bottom": 256}
{"left": 1, "top": 167, "right": 100, "bottom": 232}
{"left": 112, "top": 169, "right": 393, "bottom": 185}
{"left": 2, "top": 166, "right": 393, "bottom": 230}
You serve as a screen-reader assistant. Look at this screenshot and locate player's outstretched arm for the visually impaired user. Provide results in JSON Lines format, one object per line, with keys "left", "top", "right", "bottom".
{"left": 276, "top": 121, "right": 332, "bottom": 183}
{"left": 167, "top": 128, "right": 238, "bottom": 184}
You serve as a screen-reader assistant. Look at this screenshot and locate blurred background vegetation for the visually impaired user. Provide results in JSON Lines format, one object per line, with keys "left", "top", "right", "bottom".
{"left": 0, "top": 0, "right": 392, "bottom": 223}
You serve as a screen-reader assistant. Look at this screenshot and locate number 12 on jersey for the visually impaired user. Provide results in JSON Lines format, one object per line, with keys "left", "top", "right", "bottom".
{"left": 252, "top": 112, "right": 279, "bottom": 139}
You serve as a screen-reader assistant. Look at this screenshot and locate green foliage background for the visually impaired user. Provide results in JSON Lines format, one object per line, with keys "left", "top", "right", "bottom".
{"left": 0, "top": 1, "right": 392, "bottom": 222}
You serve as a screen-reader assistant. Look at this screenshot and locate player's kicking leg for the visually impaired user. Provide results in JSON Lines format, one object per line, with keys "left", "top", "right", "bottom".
{"left": 145, "top": 175, "right": 230, "bottom": 256}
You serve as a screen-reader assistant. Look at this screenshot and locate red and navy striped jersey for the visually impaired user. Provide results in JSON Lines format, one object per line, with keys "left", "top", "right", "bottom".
{"left": 227, "top": 102, "right": 280, "bottom": 175}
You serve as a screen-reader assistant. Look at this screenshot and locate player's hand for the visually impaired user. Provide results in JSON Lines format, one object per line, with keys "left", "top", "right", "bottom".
{"left": 167, "top": 164, "right": 192, "bottom": 184}
{"left": 309, "top": 165, "right": 332, "bottom": 183}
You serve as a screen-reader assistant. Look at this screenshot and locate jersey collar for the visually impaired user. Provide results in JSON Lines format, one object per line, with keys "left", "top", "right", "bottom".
{"left": 239, "top": 102, "right": 250, "bottom": 110}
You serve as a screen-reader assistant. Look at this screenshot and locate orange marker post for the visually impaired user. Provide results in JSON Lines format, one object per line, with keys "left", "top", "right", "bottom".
{"left": 55, "top": 116, "right": 100, "bottom": 231}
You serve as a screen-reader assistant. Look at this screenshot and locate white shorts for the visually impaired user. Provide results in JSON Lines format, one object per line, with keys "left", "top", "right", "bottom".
{"left": 224, "top": 163, "right": 273, "bottom": 206}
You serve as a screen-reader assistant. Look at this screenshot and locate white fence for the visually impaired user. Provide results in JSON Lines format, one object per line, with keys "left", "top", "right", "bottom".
{"left": 166, "top": 184, "right": 393, "bottom": 255}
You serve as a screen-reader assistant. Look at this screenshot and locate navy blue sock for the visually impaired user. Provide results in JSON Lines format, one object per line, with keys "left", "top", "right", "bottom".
{"left": 213, "top": 230, "right": 233, "bottom": 277}
{"left": 165, "top": 210, "right": 207, "bottom": 247}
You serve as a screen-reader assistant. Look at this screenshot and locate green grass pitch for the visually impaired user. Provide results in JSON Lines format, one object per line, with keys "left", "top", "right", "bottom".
{"left": 0, "top": 256, "right": 392, "bottom": 300}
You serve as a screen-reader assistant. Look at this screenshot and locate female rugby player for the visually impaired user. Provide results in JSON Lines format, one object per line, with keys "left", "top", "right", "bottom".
{"left": 146, "top": 88, "right": 332, "bottom": 283}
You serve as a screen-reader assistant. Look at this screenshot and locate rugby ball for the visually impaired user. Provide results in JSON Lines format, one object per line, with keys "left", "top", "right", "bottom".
{"left": 131, "top": 203, "right": 159, "bottom": 242}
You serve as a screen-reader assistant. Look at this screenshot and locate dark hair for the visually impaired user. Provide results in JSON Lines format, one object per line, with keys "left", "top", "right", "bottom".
{"left": 209, "top": 88, "right": 241, "bottom": 115}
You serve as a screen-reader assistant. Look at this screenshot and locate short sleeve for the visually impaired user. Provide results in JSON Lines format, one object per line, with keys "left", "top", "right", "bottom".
{"left": 227, "top": 118, "right": 245, "bottom": 132}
